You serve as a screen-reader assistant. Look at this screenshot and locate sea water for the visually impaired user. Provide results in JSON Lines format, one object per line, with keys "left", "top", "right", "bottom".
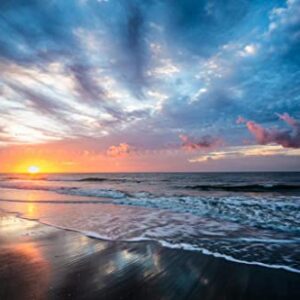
{"left": 0, "top": 172, "right": 299, "bottom": 273}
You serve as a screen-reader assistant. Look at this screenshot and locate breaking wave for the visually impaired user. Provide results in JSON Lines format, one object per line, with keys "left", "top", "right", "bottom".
{"left": 183, "top": 184, "right": 300, "bottom": 193}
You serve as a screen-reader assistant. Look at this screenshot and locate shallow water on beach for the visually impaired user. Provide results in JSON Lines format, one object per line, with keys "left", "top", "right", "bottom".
{"left": 0, "top": 172, "right": 300, "bottom": 273}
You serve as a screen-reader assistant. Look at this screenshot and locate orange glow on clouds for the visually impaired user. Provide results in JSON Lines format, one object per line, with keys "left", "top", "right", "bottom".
{"left": 0, "top": 142, "right": 137, "bottom": 173}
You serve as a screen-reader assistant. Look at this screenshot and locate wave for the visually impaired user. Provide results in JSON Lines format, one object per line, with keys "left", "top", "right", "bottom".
{"left": 0, "top": 176, "right": 50, "bottom": 181}
{"left": 114, "top": 194, "right": 300, "bottom": 234}
{"left": 157, "top": 240, "right": 300, "bottom": 274}
{"left": 184, "top": 184, "right": 300, "bottom": 193}
{"left": 69, "top": 230, "right": 300, "bottom": 274}
{"left": 1, "top": 183, "right": 300, "bottom": 233}
{"left": 0, "top": 183, "right": 128, "bottom": 199}
{"left": 65, "top": 187, "right": 127, "bottom": 199}
{"left": 0, "top": 176, "right": 143, "bottom": 184}
{"left": 77, "top": 177, "right": 142, "bottom": 183}
{"left": 78, "top": 177, "right": 107, "bottom": 182}
{"left": 2, "top": 209, "right": 300, "bottom": 274}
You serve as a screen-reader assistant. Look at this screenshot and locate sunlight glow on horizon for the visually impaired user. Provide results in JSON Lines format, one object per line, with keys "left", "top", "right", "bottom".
{"left": 0, "top": 1, "right": 299, "bottom": 172}
{"left": 27, "top": 166, "right": 40, "bottom": 174}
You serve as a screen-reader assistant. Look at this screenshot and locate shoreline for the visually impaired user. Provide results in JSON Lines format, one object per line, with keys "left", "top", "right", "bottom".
{"left": 2, "top": 206, "right": 300, "bottom": 275}
{"left": 0, "top": 211, "right": 300, "bottom": 299}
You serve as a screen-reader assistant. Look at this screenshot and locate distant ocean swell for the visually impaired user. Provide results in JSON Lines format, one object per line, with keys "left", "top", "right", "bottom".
{"left": 183, "top": 184, "right": 300, "bottom": 192}
{"left": 2, "top": 176, "right": 300, "bottom": 193}
{"left": 0, "top": 176, "right": 143, "bottom": 183}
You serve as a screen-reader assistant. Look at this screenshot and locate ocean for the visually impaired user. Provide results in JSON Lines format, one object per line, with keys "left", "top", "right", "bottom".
{"left": 0, "top": 172, "right": 299, "bottom": 273}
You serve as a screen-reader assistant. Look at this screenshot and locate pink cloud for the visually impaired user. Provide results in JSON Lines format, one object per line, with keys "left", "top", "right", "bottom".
{"left": 238, "top": 113, "right": 300, "bottom": 148}
{"left": 106, "top": 143, "right": 133, "bottom": 157}
{"left": 277, "top": 113, "right": 299, "bottom": 128}
{"left": 236, "top": 116, "right": 246, "bottom": 124}
{"left": 179, "top": 134, "right": 222, "bottom": 151}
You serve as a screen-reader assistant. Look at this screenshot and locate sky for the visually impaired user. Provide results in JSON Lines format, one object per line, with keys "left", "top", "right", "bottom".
{"left": 0, "top": 0, "right": 300, "bottom": 172}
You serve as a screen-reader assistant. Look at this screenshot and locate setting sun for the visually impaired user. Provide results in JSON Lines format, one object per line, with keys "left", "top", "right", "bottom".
{"left": 27, "top": 166, "right": 40, "bottom": 174}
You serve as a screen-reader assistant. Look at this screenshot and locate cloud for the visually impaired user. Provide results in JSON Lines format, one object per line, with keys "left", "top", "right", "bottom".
{"left": 68, "top": 64, "right": 105, "bottom": 102}
{"left": 238, "top": 113, "right": 300, "bottom": 148}
{"left": 179, "top": 134, "right": 222, "bottom": 151}
{"left": 106, "top": 143, "right": 134, "bottom": 157}
{"left": 0, "top": 0, "right": 299, "bottom": 171}
{"left": 267, "top": 0, "right": 300, "bottom": 64}
{"left": 163, "top": 0, "right": 250, "bottom": 57}
{"left": 189, "top": 144, "right": 300, "bottom": 163}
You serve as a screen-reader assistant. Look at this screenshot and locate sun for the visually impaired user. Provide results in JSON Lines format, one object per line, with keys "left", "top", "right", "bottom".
{"left": 27, "top": 166, "right": 40, "bottom": 174}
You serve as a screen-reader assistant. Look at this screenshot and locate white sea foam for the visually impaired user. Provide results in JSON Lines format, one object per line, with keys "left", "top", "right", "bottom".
{"left": 1, "top": 181, "right": 300, "bottom": 233}
{"left": 1, "top": 196, "right": 300, "bottom": 274}
{"left": 156, "top": 240, "right": 300, "bottom": 274}
{"left": 1, "top": 172, "right": 300, "bottom": 274}
{"left": 5, "top": 208, "right": 300, "bottom": 275}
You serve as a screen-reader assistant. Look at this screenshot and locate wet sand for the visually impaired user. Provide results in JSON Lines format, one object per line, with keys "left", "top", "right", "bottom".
{"left": 0, "top": 212, "right": 300, "bottom": 300}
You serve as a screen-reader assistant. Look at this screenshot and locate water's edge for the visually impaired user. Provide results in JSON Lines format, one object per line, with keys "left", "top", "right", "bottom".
{"left": 1, "top": 207, "right": 299, "bottom": 275}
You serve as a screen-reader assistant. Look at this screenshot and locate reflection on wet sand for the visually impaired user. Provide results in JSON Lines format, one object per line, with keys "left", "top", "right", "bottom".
{"left": 0, "top": 212, "right": 300, "bottom": 300}
{"left": 0, "top": 243, "right": 50, "bottom": 299}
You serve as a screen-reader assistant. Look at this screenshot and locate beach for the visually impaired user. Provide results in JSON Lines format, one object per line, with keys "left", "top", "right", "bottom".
{"left": 1, "top": 0, "right": 300, "bottom": 297}
{"left": 1, "top": 211, "right": 300, "bottom": 300}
